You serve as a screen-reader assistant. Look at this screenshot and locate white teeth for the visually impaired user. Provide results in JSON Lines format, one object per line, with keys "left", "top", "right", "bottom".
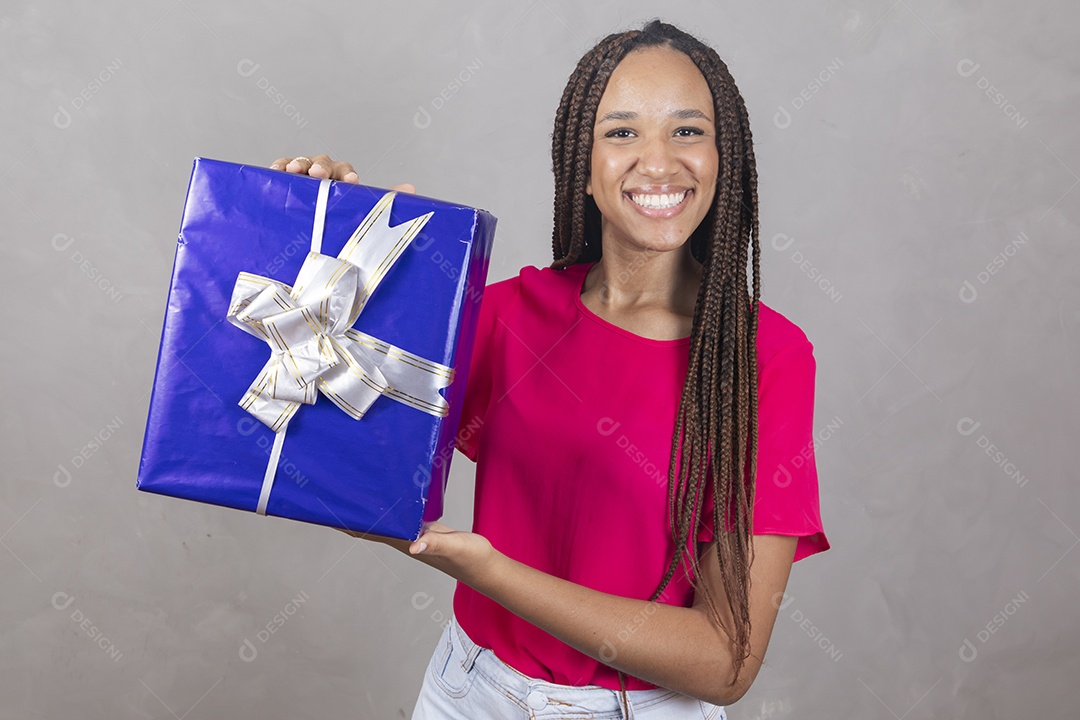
{"left": 629, "top": 191, "right": 687, "bottom": 209}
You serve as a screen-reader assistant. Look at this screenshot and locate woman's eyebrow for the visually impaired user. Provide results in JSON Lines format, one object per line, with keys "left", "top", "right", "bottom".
{"left": 598, "top": 108, "right": 712, "bottom": 122}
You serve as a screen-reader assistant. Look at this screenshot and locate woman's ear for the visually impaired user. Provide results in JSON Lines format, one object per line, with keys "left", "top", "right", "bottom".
{"left": 585, "top": 175, "right": 592, "bottom": 195}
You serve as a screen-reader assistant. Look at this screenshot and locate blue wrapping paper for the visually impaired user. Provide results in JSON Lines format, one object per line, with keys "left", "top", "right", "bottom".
{"left": 136, "top": 157, "right": 496, "bottom": 540}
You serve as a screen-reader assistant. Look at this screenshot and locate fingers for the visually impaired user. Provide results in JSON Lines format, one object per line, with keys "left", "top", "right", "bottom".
{"left": 332, "top": 160, "right": 358, "bottom": 184}
{"left": 270, "top": 154, "right": 354, "bottom": 183}
{"left": 290, "top": 154, "right": 326, "bottom": 177}
{"left": 269, "top": 155, "right": 311, "bottom": 173}
{"left": 269, "top": 155, "right": 413, "bottom": 192}
{"left": 286, "top": 157, "right": 312, "bottom": 173}
{"left": 409, "top": 520, "right": 449, "bottom": 554}
{"left": 336, "top": 526, "right": 415, "bottom": 554}
{"left": 307, "top": 154, "right": 336, "bottom": 179}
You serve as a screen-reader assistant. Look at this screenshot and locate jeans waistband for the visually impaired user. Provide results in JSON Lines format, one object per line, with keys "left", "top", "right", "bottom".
{"left": 448, "top": 613, "right": 685, "bottom": 717}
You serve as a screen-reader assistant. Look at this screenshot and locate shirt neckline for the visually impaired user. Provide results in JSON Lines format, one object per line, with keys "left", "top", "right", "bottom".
{"left": 571, "top": 261, "right": 693, "bottom": 347}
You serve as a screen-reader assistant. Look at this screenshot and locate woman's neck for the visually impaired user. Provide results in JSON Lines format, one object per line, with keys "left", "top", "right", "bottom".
{"left": 584, "top": 244, "right": 703, "bottom": 313}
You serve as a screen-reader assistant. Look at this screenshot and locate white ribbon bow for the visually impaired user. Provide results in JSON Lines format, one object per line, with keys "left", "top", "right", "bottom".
{"left": 226, "top": 179, "right": 455, "bottom": 514}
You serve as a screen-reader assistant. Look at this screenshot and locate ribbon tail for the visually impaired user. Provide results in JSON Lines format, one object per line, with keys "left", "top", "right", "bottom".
{"left": 239, "top": 363, "right": 304, "bottom": 432}
{"left": 256, "top": 427, "right": 289, "bottom": 515}
{"left": 336, "top": 191, "right": 435, "bottom": 324}
{"left": 343, "top": 329, "right": 453, "bottom": 417}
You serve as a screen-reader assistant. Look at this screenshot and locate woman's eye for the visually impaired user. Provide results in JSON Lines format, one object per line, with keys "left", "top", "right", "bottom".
{"left": 604, "top": 127, "right": 706, "bottom": 139}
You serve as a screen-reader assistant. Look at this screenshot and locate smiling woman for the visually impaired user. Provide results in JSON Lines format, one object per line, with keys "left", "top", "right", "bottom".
{"left": 276, "top": 16, "right": 829, "bottom": 720}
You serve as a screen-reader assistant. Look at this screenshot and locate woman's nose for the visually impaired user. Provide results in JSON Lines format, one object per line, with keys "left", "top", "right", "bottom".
{"left": 635, "top": 133, "right": 677, "bottom": 178}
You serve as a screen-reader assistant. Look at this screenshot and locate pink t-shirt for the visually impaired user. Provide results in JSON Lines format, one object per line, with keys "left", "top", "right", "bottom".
{"left": 452, "top": 261, "right": 829, "bottom": 691}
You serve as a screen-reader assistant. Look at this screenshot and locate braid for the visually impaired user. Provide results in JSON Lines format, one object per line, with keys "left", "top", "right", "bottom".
{"left": 548, "top": 18, "right": 763, "bottom": 699}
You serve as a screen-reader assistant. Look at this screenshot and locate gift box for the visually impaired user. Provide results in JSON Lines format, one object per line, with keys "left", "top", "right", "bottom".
{"left": 136, "top": 157, "right": 496, "bottom": 540}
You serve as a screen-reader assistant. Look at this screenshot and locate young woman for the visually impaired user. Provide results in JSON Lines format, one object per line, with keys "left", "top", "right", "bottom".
{"left": 272, "top": 19, "right": 828, "bottom": 719}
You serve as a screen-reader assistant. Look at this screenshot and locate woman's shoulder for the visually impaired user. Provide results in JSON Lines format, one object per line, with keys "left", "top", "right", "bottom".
{"left": 484, "top": 261, "right": 587, "bottom": 300}
{"left": 519, "top": 262, "right": 588, "bottom": 288}
{"left": 755, "top": 300, "right": 814, "bottom": 367}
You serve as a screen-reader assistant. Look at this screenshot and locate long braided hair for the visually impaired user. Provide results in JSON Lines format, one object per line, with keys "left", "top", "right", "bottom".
{"left": 549, "top": 19, "right": 761, "bottom": 699}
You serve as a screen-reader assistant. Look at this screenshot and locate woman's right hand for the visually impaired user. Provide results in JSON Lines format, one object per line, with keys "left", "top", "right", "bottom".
{"left": 269, "top": 153, "right": 416, "bottom": 195}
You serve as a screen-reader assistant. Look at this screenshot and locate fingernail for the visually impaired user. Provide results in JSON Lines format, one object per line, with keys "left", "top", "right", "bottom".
{"left": 412, "top": 541, "right": 427, "bottom": 554}
{"left": 344, "top": 171, "right": 358, "bottom": 183}
{"left": 285, "top": 160, "right": 301, "bottom": 172}
{"left": 270, "top": 163, "right": 283, "bottom": 170}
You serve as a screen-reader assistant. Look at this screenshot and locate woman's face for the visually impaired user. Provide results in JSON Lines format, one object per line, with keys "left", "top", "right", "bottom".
{"left": 586, "top": 45, "right": 719, "bottom": 256}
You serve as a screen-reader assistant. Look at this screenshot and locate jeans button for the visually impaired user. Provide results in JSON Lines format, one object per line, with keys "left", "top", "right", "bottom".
{"left": 526, "top": 689, "right": 547, "bottom": 710}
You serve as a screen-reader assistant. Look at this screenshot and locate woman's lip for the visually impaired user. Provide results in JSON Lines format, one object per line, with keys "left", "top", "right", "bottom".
{"left": 623, "top": 189, "right": 692, "bottom": 219}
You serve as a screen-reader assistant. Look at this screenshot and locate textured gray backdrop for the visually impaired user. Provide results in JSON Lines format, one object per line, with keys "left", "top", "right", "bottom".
{"left": 3, "top": 1, "right": 1078, "bottom": 718}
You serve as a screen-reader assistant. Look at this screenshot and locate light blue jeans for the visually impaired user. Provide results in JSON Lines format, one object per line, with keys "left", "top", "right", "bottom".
{"left": 411, "top": 613, "right": 728, "bottom": 719}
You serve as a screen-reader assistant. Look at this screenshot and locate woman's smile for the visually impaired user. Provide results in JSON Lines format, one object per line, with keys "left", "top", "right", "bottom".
{"left": 624, "top": 187, "right": 693, "bottom": 219}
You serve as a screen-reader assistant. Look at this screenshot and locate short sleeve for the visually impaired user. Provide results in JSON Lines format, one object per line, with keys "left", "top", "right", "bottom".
{"left": 696, "top": 340, "right": 830, "bottom": 562}
{"left": 454, "top": 276, "right": 519, "bottom": 462}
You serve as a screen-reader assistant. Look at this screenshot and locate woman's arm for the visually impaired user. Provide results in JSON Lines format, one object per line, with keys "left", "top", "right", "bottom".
{"left": 350, "top": 522, "right": 797, "bottom": 706}
{"left": 478, "top": 534, "right": 796, "bottom": 705}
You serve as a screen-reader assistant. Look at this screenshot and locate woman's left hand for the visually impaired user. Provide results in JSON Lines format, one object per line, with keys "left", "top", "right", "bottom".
{"left": 338, "top": 521, "right": 499, "bottom": 589}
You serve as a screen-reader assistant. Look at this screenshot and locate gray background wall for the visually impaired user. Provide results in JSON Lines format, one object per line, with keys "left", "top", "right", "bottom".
{"left": 2, "top": 1, "right": 1077, "bottom": 717}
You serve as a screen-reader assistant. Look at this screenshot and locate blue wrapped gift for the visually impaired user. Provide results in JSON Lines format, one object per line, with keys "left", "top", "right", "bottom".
{"left": 136, "top": 157, "right": 496, "bottom": 540}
